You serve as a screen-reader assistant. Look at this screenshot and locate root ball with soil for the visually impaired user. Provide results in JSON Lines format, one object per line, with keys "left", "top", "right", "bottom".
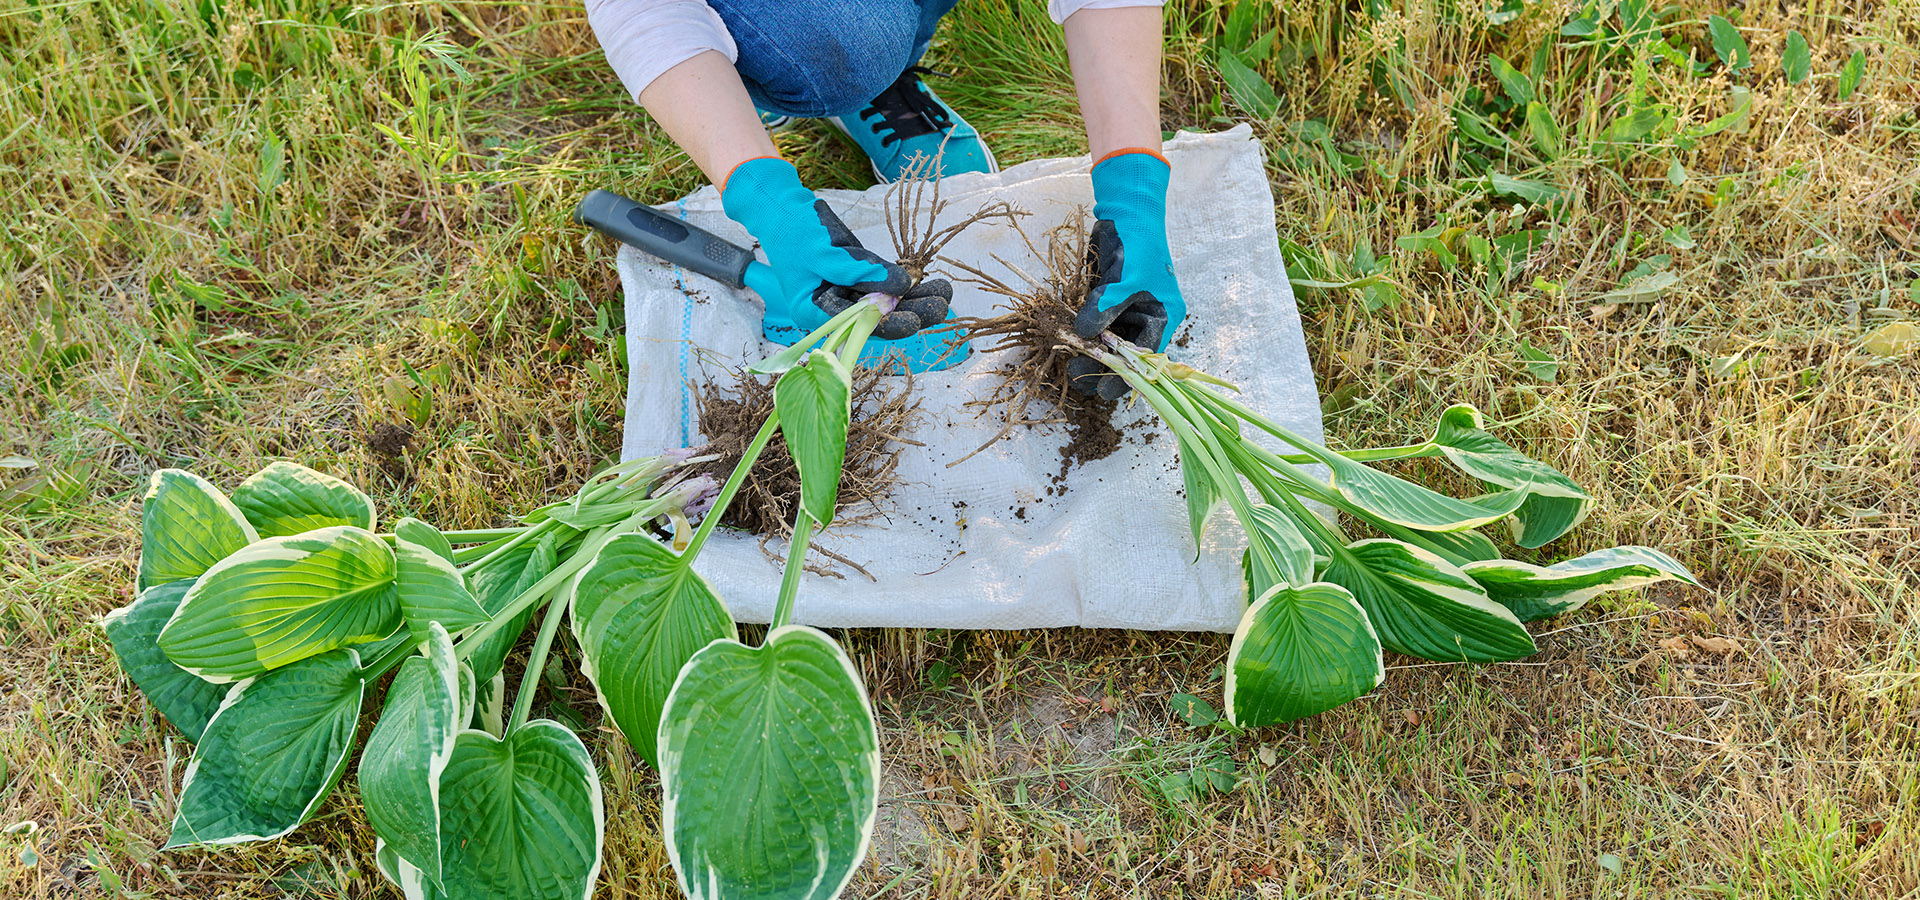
{"left": 943, "top": 216, "right": 1124, "bottom": 478}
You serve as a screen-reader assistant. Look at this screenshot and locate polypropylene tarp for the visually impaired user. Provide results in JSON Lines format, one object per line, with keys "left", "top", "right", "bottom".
{"left": 618, "top": 124, "right": 1320, "bottom": 632}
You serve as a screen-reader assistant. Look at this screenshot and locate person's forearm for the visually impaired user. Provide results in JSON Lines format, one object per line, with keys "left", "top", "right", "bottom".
{"left": 1062, "top": 7, "right": 1165, "bottom": 158}
{"left": 639, "top": 50, "right": 778, "bottom": 187}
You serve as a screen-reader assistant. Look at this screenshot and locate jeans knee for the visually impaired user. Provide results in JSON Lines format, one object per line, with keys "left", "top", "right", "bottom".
{"left": 726, "top": 9, "right": 917, "bottom": 118}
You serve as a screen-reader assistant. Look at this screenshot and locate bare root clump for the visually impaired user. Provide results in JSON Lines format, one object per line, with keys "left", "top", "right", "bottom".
{"left": 691, "top": 363, "right": 922, "bottom": 577}
{"left": 943, "top": 214, "right": 1124, "bottom": 479}
{"left": 885, "top": 152, "right": 1024, "bottom": 281}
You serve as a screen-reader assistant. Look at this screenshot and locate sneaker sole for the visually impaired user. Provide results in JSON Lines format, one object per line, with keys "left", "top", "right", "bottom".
{"left": 825, "top": 116, "right": 999, "bottom": 183}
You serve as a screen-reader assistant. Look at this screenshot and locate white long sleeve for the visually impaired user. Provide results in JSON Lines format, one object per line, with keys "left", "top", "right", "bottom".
{"left": 1047, "top": 0, "right": 1163, "bottom": 25}
{"left": 586, "top": 0, "right": 1165, "bottom": 102}
{"left": 585, "top": 0, "right": 738, "bottom": 104}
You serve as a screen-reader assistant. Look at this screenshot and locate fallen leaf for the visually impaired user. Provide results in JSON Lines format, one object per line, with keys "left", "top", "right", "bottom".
{"left": 1658, "top": 635, "right": 1692, "bottom": 657}
{"left": 1502, "top": 772, "right": 1532, "bottom": 788}
{"left": 938, "top": 804, "right": 970, "bottom": 833}
{"left": 1403, "top": 710, "right": 1421, "bottom": 727}
{"left": 1863, "top": 321, "right": 1919, "bottom": 357}
{"left": 1256, "top": 744, "right": 1278, "bottom": 766}
{"left": 1690, "top": 635, "right": 1740, "bottom": 655}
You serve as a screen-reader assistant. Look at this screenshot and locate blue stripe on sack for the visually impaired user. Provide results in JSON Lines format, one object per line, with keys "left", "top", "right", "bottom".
{"left": 672, "top": 198, "right": 694, "bottom": 449}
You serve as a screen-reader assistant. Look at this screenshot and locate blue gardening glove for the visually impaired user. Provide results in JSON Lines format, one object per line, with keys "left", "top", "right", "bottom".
{"left": 721, "top": 157, "right": 952, "bottom": 342}
{"left": 1068, "top": 149, "right": 1186, "bottom": 400}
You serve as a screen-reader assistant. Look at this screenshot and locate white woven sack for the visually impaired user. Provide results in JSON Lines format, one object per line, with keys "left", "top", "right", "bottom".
{"left": 618, "top": 124, "right": 1321, "bottom": 632}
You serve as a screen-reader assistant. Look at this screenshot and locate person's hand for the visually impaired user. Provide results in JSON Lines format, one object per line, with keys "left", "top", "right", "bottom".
{"left": 1068, "top": 149, "right": 1185, "bottom": 399}
{"left": 721, "top": 157, "right": 951, "bottom": 341}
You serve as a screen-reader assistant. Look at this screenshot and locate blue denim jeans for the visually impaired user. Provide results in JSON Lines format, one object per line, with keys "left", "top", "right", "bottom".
{"left": 707, "top": 0, "right": 962, "bottom": 118}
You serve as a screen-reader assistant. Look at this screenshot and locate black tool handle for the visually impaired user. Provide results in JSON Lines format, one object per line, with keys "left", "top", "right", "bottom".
{"left": 575, "top": 189, "right": 755, "bottom": 289}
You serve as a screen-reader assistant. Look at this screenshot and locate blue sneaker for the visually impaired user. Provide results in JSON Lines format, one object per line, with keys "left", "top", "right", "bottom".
{"left": 827, "top": 67, "right": 998, "bottom": 182}
{"left": 758, "top": 108, "right": 795, "bottom": 132}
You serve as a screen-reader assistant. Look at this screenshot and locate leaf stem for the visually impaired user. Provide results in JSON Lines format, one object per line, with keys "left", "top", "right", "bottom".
{"left": 508, "top": 556, "right": 582, "bottom": 733}
{"left": 362, "top": 636, "right": 421, "bottom": 682}
{"left": 768, "top": 512, "right": 815, "bottom": 633}
{"left": 453, "top": 510, "right": 649, "bottom": 662}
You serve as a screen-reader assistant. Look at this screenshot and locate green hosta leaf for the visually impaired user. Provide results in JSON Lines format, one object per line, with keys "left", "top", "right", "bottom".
{"left": 160, "top": 526, "right": 400, "bottom": 682}
{"left": 395, "top": 517, "right": 455, "bottom": 564}
{"left": 100, "top": 580, "right": 229, "bottom": 742}
{"left": 1708, "top": 15, "right": 1750, "bottom": 71}
{"left": 360, "top": 624, "right": 461, "bottom": 889}
{"left": 1226, "top": 582, "right": 1384, "bottom": 726}
{"left": 465, "top": 534, "right": 559, "bottom": 708}
{"left": 139, "top": 469, "right": 258, "bottom": 591}
{"left": 571, "top": 533, "right": 736, "bottom": 768}
{"left": 1430, "top": 404, "right": 1591, "bottom": 547}
{"left": 231, "top": 461, "right": 375, "bottom": 538}
{"left": 1463, "top": 546, "right": 1700, "bottom": 622}
{"left": 1782, "top": 31, "right": 1811, "bottom": 84}
{"left": 1177, "top": 435, "right": 1221, "bottom": 555}
{"left": 438, "top": 720, "right": 604, "bottom": 900}
{"left": 774, "top": 349, "right": 852, "bottom": 526}
{"left": 165, "top": 648, "right": 364, "bottom": 848}
{"left": 1321, "top": 539, "right": 1536, "bottom": 662}
{"left": 1241, "top": 504, "right": 1314, "bottom": 596}
{"left": 659, "top": 626, "right": 879, "bottom": 900}
{"left": 394, "top": 536, "right": 490, "bottom": 641}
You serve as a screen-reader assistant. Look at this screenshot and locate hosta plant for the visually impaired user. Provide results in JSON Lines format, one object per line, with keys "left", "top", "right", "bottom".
{"left": 948, "top": 221, "right": 1699, "bottom": 728}
{"left": 1086, "top": 332, "right": 1701, "bottom": 726}
{"left": 104, "top": 294, "right": 906, "bottom": 900}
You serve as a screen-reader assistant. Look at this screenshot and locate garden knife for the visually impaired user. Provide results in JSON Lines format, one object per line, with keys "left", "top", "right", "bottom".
{"left": 574, "top": 189, "right": 970, "bottom": 373}
{"left": 575, "top": 189, "right": 765, "bottom": 290}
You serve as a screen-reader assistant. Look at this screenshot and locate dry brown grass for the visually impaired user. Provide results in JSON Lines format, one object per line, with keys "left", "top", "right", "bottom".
{"left": 2, "top": 0, "right": 1916, "bottom": 897}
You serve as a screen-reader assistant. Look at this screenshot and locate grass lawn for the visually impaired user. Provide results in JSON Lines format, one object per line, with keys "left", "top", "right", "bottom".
{"left": 4, "top": 0, "right": 1918, "bottom": 897}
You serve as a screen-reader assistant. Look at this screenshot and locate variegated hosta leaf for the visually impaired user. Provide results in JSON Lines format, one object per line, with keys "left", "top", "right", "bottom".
{"left": 1508, "top": 493, "right": 1590, "bottom": 550}
{"left": 1226, "top": 582, "right": 1384, "bottom": 726}
{"left": 1321, "top": 538, "right": 1537, "bottom": 662}
{"left": 773, "top": 349, "right": 852, "bottom": 527}
{"left": 437, "top": 720, "right": 604, "bottom": 900}
{"left": 1430, "top": 404, "right": 1591, "bottom": 547}
{"left": 659, "top": 626, "right": 879, "bottom": 900}
{"left": 1312, "top": 450, "right": 1529, "bottom": 532}
{"left": 1241, "top": 504, "right": 1316, "bottom": 596}
{"left": 1348, "top": 505, "right": 1502, "bottom": 566}
{"left": 394, "top": 517, "right": 455, "bottom": 564}
{"left": 375, "top": 838, "right": 443, "bottom": 900}
{"left": 464, "top": 534, "right": 559, "bottom": 699}
{"left": 394, "top": 535, "right": 491, "bottom": 641}
{"left": 159, "top": 526, "right": 401, "bottom": 682}
{"left": 165, "top": 649, "right": 364, "bottom": 848}
{"left": 1176, "top": 434, "right": 1222, "bottom": 555}
{"left": 1463, "top": 546, "right": 1701, "bottom": 622}
{"left": 138, "top": 469, "right": 258, "bottom": 591}
{"left": 360, "top": 624, "right": 461, "bottom": 890}
{"left": 231, "top": 460, "right": 376, "bottom": 538}
{"left": 100, "top": 580, "right": 229, "bottom": 742}
{"left": 571, "top": 534, "right": 735, "bottom": 768}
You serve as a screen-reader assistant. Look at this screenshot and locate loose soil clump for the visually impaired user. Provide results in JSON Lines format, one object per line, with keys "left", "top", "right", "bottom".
{"left": 943, "top": 217, "right": 1123, "bottom": 483}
